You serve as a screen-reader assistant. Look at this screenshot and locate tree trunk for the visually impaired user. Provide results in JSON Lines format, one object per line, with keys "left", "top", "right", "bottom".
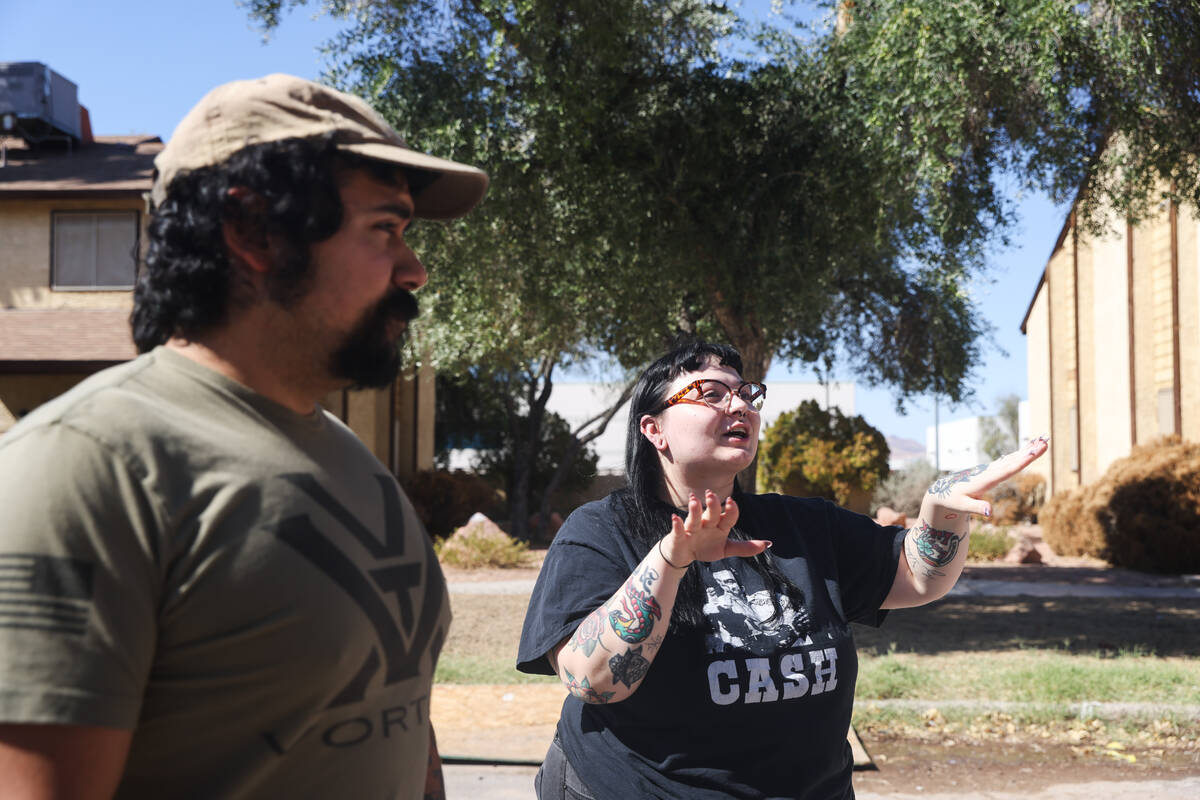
{"left": 735, "top": 344, "right": 771, "bottom": 494}
{"left": 507, "top": 357, "right": 554, "bottom": 541}
{"left": 706, "top": 281, "right": 774, "bottom": 495}
{"left": 534, "top": 379, "right": 637, "bottom": 541}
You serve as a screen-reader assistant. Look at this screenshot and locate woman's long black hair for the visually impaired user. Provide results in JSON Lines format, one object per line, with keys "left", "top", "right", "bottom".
{"left": 618, "top": 339, "right": 805, "bottom": 628}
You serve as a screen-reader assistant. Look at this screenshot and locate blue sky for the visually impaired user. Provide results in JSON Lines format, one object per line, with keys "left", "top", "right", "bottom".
{"left": 4, "top": 0, "right": 1070, "bottom": 444}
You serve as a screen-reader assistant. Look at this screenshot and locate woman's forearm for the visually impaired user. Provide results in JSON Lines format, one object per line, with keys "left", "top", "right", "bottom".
{"left": 550, "top": 534, "right": 687, "bottom": 704}
{"left": 901, "top": 465, "right": 986, "bottom": 599}
{"left": 902, "top": 499, "right": 971, "bottom": 597}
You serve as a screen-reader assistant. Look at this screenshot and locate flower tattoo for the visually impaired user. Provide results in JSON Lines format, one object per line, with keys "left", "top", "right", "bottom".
{"left": 568, "top": 607, "right": 609, "bottom": 657}
{"left": 564, "top": 668, "right": 615, "bottom": 704}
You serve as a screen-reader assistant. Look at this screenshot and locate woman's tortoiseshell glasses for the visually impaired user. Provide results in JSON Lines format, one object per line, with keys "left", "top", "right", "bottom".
{"left": 658, "top": 379, "right": 767, "bottom": 413}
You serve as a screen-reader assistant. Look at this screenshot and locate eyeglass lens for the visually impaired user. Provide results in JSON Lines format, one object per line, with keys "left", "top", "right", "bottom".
{"left": 697, "top": 380, "right": 765, "bottom": 409}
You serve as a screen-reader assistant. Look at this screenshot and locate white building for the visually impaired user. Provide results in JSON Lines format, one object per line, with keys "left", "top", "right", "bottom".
{"left": 924, "top": 400, "right": 1031, "bottom": 472}
{"left": 547, "top": 380, "right": 856, "bottom": 474}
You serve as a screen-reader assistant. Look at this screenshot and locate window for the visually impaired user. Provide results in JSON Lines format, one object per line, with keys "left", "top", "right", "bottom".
{"left": 1157, "top": 387, "right": 1177, "bottom": 436}
{"left": 51, "top": 211, "right": 138, "bottom": 289}
{"left": 1068, "top": 406, "right": 1079, "bottom": 472}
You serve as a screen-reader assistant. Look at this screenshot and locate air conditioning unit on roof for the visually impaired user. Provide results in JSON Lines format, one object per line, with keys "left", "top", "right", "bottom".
{"left": 0, "top": 61, "right": 81, "bottom": 143}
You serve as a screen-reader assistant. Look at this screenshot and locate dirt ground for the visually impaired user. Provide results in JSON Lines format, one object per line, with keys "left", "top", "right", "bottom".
{"left": 435, "top": 551, "right": 1200, "bottom": 791}
{"left": 433, "top": 682, "right": 1200, "bottom": 791}
{"left": 851, "top": 735, "right": 1200, "bottom": 794}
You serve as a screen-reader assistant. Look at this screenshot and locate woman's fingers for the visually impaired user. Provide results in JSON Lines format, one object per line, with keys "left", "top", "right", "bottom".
{"left": 972, "top": 435, "right": 1051, "bottom": 491}
{"left": 720, "top": 496, "right": 740, "bottom": 531}
{"left": 724, "top": 539, "right": 772, "bottom": 559}
{"left": 674, "top": 493, "right": 747, "bottom": 562}
{"left": 930, "top": 435, "right": 1050, "bottom": 500}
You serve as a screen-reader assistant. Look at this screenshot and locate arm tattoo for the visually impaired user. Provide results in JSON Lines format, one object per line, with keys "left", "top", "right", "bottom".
{"left": 642, "top": 633, "right": 665, "bottom": 654}
{"left": 907, "top": 520, "right": 963, "bottom": 577}
{"left": 608, "top": 646, "right": 651, "bottom": 688}
{"left": 928, "top": 464, "right": 987, "bottom": 498}
{"left": 568, "top": 607, "right": 611, "bottom": 656}
{"left": 608, "top": 564, "right": 663, "bottom": 643}
{"left": 564, "top": 668, "right": 615, "bottom": 704}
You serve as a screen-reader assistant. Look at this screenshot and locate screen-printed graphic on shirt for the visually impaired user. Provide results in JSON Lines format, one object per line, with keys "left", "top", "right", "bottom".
{"left": 701, "top": 567, "right": 812, "bottom": 656}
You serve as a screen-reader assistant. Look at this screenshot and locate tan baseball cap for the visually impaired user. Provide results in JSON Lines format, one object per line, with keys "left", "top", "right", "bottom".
{"left": 152, "top": 73, "right": 488, "bottom": 219}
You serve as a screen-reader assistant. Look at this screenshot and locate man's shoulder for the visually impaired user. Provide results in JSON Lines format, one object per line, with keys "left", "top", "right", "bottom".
{"left": 0, "top": 355, "right": 158, "bottom": 450}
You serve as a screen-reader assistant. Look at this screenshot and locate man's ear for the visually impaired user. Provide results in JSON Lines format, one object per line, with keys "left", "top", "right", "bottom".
{"left": 221, "top": 187, "right": 273, "bottom": 275}
{"left": 640, "top": 414, "right": 668, "bottom": 452}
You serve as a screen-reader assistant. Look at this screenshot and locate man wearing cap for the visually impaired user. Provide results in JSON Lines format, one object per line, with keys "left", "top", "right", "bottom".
{"left": 0, "top": 74, "right": 487, "bottom": 798}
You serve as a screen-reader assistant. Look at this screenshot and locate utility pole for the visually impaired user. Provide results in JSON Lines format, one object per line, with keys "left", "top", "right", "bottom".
{"left": 933, "top": 393, "right": 940, "bottom": 472}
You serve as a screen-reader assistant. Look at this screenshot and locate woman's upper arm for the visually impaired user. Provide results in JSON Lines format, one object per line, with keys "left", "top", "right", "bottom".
{"left": 880, "top": 546, "right": 924, "bottom": 609}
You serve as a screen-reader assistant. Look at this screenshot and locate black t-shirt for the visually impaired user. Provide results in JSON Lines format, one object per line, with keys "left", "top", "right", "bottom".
{"left": 517, "top": 491, "right": 905, "bottom": 800}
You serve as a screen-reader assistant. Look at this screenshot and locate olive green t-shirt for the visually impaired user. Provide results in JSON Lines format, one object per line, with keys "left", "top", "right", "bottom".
{"left": 0, "top": 347, "right": 451, "bottom": 799}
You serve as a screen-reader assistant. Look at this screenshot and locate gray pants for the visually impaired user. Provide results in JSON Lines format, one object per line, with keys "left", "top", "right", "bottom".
{"left": 535, "top": 734, "right": 597, "bottom": 800}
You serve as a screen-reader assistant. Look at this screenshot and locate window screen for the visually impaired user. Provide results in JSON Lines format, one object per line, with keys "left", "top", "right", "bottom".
{"left": 52, "top": 211, "right": 138, "bottom": 288}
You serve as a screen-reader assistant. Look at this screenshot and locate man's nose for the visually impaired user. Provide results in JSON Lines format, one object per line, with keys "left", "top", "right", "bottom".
{"left": 394, "top": 242, "right": 427, "bottom": 291}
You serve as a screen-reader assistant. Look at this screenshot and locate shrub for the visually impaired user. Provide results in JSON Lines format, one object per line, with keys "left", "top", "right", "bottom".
{"left": 967, "top": 524, "right": 1014, "bottom": 561}
{"left": 758, "top": 400, "right": 890, "bottom": 512}
{"left": 872, "top": 459, "right": 940, "bottom": 519}
{"left": 1041, "top": 437, "right": 1200, "bottom": 573}
{"left": 474, "top": 410, "right": 600, "bottom": 513}
{"left": 985, "top": 472, "right": 1047, "bottom": 525}
{"left": 435, "top": 518, "right": 530, "bottom": 569}
{"left": 403, "top": 470, "right": 504, "bottom": 538}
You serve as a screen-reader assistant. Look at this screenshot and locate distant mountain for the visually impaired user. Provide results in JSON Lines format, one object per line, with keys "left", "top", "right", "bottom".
{"left": 885, "top": 435, "right": 926, "bottom": 467}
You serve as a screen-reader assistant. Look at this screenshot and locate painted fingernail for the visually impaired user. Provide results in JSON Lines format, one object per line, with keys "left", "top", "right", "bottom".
{"left": 984, "top": 506, "right": 992, "bottom": 518}
{"left": 765, "top": 541, "right": 774, "bottom": 548}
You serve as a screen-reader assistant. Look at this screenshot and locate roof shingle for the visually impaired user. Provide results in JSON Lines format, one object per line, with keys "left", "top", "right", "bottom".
{"left": 0, "top": 135, "right": 162, "bottom": 193}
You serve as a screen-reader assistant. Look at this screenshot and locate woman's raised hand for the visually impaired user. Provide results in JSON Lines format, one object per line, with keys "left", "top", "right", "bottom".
{"left": 661, "top": 490, "right": 771, "bottom": 568}
{"left": 925, "top": 435, "right": 1050, "bottom": 518}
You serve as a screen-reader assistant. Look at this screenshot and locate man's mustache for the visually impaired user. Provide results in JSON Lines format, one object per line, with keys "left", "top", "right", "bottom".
{"left": 378, "top": 288, "right": 419, "bottom": 323}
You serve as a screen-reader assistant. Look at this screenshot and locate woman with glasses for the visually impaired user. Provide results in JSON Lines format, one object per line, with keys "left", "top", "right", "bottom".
{"left": 518, "top": 340, "right": 1047, "bottom": 799}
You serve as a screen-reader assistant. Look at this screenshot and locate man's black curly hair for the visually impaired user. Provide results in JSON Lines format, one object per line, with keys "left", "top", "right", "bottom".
{"left": 131, "top": 134, "right": 433, "bottom": 352}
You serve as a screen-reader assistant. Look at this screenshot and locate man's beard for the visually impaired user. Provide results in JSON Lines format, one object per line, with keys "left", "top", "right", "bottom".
{"left": 329, "top": 288, "right": 420, "bottom": 388}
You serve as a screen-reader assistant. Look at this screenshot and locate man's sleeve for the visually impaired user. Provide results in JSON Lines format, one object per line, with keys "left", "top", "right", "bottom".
{"left": 0, "top": 422, "right": 163, "bottom": 729}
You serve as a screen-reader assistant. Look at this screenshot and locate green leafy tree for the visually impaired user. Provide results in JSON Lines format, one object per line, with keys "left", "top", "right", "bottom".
{"left": 757, "top": 400, "right": 890, "bottom": 511}
{"left": 433, "top": 366, "right": 623, "bottom": 540}
{"left": 243, "top": 0, "right": 991, "bottom": 496}
{"left": 827, "top": 0, "right": 1200, "bottom": 235}
{"left": 243, "top": 0, "right": 1200, "bottom": 497}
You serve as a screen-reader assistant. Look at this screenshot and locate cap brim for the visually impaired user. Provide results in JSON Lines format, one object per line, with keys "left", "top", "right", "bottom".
{"left": 341, "top": 142, "right": 489, "bottom": 220}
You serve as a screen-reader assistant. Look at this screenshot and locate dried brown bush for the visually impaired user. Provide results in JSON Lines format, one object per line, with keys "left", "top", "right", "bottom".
{"left": 986, "top": 472, "right": 1047, "bottom": 525}
{"left": 402, "top": 470, "right": 504, "bottom": 538}
{"left": 1041, "top": 437, "right": 1200, "bottom": 573}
